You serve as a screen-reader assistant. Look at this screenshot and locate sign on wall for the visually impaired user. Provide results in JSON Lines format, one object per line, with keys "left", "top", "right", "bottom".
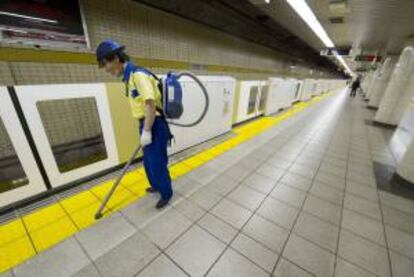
{"left": 0, "top": 0, "right": 89, "bottom": 49}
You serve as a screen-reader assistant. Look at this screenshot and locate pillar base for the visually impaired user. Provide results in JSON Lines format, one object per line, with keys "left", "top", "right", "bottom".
{"left": 372, "top": 120, "right": 397, "bottom": 129}
{"left": 393, "top": 172, "right": 414, "bottom": 190}
{"left": 373, "top": 162, "right": 414, "bottom": 200}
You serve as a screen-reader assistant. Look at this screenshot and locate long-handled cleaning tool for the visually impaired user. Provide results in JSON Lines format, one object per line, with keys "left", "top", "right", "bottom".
{"left": 94, "top": 143, "right": 142, "bottom": 220}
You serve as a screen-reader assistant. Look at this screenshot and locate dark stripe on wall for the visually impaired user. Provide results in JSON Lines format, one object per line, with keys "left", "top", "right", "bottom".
{"left": 7, "top": 86, "right": 52, "bottom": 190}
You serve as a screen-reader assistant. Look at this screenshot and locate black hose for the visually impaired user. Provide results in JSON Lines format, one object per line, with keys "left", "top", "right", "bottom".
{"left": 167, "top": 72, "right": 210, "bottom": 127}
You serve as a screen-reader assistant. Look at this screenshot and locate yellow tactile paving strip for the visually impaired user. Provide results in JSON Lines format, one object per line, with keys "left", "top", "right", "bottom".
{"left": 0, "top": 93, "right": 330, "bottom": 273}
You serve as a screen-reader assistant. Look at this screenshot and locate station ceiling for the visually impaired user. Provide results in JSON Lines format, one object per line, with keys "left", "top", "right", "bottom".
{"left": 135, "top": 0, "right": 341, "bottom": 73}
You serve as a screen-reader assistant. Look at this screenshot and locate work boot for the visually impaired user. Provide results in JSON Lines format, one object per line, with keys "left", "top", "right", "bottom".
{"left": 146, "top": 187, "right": 157, "bottom": 193}
{"left": 156, "top": 198, "right": 170, "bottom": 209}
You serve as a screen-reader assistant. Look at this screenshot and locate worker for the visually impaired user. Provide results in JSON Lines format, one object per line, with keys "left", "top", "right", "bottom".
{"left": 350, "top": 76, "right": 360, "bottom": 97}
{"left": 95, "top": 40, "right": 173, "bottom": 209}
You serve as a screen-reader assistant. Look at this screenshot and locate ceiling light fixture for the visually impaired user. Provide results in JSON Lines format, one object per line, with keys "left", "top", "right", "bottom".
{"left": 0, "top": 11, "right": 58, "bottom": 24}
{"left": 284, "top": 0, "right": 353, "bottom": 76}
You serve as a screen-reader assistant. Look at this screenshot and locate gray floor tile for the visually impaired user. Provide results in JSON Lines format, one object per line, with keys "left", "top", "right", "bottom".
{"left": 389, "top": 251, "right": 414, "bottom": 277}
{"left": 0, "top": 271, "right": 13, "bottom": 277}
{"left": 344, "top": 194, "right": 381, "bottom": 220}
{"left": 310, "top": 181, "right": 344, "bottom": 206}
{"left": 94, "top": 232, "right": 159, "bottom": 277}
{"left": 242, "top": 215, "right": 289, "bottom": 253}
{"left": 346, "top": 181, "right": 378, "bottom": 202}
{"left": 241, "top": 173, "right": 276, "bottom": 194}
{"left": 207, "top": 248, "right": 268, "bottom": 277}
{"left": 257, "top": 197, "right": 299, "bottom": 229}
{"left": 341, "top": 209, "right": 385, "bottom": 246}
{"left": 295, "top": 156, "right": 322, "bottom": 168}
{"left": 136, "top": 254, "right": 188, "bottom": 277}
{"left": 188, "top": 187, "right": 222, "bottom": 210}
{"left": 236, "top": 155, "right": 263, "bottom": 169}
{"left": 385, "top": 225, "right": 414, "bottom": 259}
{"left": 334, "top": 258, "right": 376, "bottom": 277}
{"left": 280, "top": 173, "right": 313, "bottom": 192}
{"left": 347, "top": 172, "right": 376, "bottom": 187}
{"left": 174, "top": 175, "right": 204, "bottom": 197}
{"left": 318, "top": 164, "right": 346, "bottom": 179}
{"left": 225, "top": 165, "right": 253, "bottom": 182}
{"left": 210, "top": 198, "right": 252, "bottom": 229}
{"left": 288, "top": 163, "right": 318, "bottom": 179}
{"left": 71, "top": 264, "right": 101, "bottom": 277}
{"left": 231, "top": 233, "right": 279, "bottom": 273}
{"left": 173, "top": 198, "right": 206, "bottom": 222}
{"left": 198, "top": 213, "right": 238, "bottom": 243}
{"left": 14, "top": 238, "right": 89, "bottom": 277}
{"left": 283, "top": 234, "right": 336, "bottom": 277}
{"left": 293, "top": 212, "right": 339, "bottom": 253}
{"left": 379, "top": 192, "right": 414, "bottom": 216}
{"left": 338, "top": 229, "right": 390, "bottom": 277}
{"left": 266, "top": 156, "right": 292, "bottom": 170}
{"left": 303, "top": 195, "right": 342, "bottom": 226}
{"left": 255, "top": 163, "right": 285, "bottom": 180}
{"left": 185, "top": 165, "right": 219, "bottom": 185}
{"left": 382, "top": 206, "right": 414, "bottom": 235}
{"left": 142, "top": 208, "right": 192, "bottom": 249}
{"left": 273, "top": 258, "right": 313, "bottom": 277}
{"left": 314, "top": 171, "right": 346, "bottom": 191}
{"left": 321, "top": 158, "right": 346, "bottom": 169}
{"left": 227, "top": 186, "right": 266, "bottom": 211}
{"left": 75, "top": 213, "right": 136, "bottom": 260}
{"left": 205, "top": 173, "right": 239, "bottom": 196}
{"left": 122, "top": 194, "right": 170, "bottom": 228}
{"left": 270, "top": 183, "right": 307, "bottom": 208}
{"left": 203, "top": 158, "right": 233, "bottom": 173}
{"left": 166, "top": 225, "right": 226, "bottom": 277}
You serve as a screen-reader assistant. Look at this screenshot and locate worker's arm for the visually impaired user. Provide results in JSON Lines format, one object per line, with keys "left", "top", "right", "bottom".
{"left": 132, "top": 72, "right": 158, "bottom": 146}
{"left": 143, "top": 99, "right": 156, "bottom": 131}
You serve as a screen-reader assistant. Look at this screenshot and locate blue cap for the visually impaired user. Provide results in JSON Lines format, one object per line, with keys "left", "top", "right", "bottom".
{"left": 96, "top": 39, "right": 125, "bottom": 63}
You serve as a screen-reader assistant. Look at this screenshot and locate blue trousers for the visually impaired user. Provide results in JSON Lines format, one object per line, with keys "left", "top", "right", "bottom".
{"left": 139, "top": 117, "right": 173, "bottom": 200}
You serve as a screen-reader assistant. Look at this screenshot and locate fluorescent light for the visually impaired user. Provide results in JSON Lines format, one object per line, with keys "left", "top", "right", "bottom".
{"left": 0, "top": 11, "right": 58, "bottom": 24}
{"left": 284, "top": 0, "right": 354, "bottom": 75}
{"left": 264, "top": 0, "right": 271, "bottom": 3}
{"left": 285, "top": 0, "right": 334, "bottom": 47}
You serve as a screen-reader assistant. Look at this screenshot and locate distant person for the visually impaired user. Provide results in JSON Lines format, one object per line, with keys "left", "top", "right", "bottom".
{"left": 350, "top": 77, "right": 360, "bottom": 97}
{"left": 96, "top": 40, "right": 173, "bottom": 209}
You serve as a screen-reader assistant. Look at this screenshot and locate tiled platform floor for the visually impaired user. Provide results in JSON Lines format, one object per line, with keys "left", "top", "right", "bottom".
{"left": 3, "top": 89, "right": 414, "bottom": 277}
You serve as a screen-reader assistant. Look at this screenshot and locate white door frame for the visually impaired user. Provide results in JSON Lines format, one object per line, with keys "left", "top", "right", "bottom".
{"left": 15, "top": 84, "right": 119, "bottom": 188}
{"left": 0, "top": 88, "right": 47, "bottom": 207}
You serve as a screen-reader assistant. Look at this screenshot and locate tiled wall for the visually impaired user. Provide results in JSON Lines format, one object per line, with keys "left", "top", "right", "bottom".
{"left": 0, "top": 0, "right": 334, "bottom": 86}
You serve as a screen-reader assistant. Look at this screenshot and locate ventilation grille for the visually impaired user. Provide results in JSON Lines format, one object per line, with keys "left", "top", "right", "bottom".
{"left": 329, "top": 17, "right": 345, "bottom": 24}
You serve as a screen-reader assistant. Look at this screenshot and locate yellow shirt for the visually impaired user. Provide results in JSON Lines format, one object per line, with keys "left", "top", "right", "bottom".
{"left": 124, "top": 63, "right": 162, "bottom": 119}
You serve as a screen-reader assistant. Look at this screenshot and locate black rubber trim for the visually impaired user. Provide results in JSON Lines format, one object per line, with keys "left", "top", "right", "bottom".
{"left": 7, "top": 86, "right": 52, "bottom": 190}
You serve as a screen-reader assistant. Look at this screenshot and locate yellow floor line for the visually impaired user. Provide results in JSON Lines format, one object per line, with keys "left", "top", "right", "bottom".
{"left": 0, "top": 92, "right": 331, "bottom": 273}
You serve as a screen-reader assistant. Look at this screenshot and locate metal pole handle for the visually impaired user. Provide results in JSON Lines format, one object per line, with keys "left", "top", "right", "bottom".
{"left": 95, "top": 143, "right": 142, "bottom": 219}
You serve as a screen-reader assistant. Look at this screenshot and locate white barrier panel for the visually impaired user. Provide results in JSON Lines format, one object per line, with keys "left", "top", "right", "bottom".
{"left": 265, "top": 78, "right": 301, "bottom": 115}
{"left": 14, "top": 84, "right": 119, "bottom": 188}
{"left": 167, "top": 76, "right": 236, "bottom": 154}
{"left": 300, "top": 79, "right": 315, "bottom": 101}
{"left": 233, "top": 80, "right": 267, "bottom": 124}
{"left": 0, "top": 87, "right": 47, "bottom": 207}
